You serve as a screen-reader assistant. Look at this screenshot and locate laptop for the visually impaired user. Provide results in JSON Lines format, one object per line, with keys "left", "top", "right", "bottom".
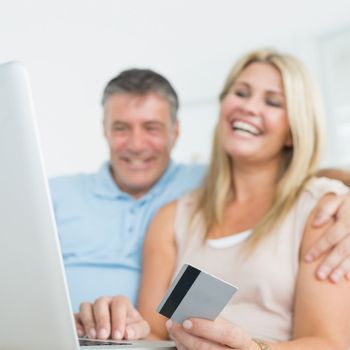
{"left": 0, "top": 61, "right": 176, "bottom": 350}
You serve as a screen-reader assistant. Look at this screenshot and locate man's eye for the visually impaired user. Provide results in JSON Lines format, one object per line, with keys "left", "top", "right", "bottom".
{"left": 112, "top": 125, "right": 127, "bottom": 131}
{"left": 145, "top": 124, "right": 162, "bottom": 132}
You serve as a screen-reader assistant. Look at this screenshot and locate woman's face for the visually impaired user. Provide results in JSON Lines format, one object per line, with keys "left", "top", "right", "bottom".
{"left": 219, "top": 62, "right": 292, "bottom": 166}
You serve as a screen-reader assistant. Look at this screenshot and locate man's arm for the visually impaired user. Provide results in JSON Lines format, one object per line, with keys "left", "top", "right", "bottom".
{"left": 74, "top": 201, "right": 178, "bottom": 340}
{"left": 305, "top": 168, "right": 350, "bottom": 282}
{"left": 316, "top": 168, "right": 350, "bottom": 187}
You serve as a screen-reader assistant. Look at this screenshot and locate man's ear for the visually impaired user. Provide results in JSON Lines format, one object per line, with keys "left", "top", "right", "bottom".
{"left": 102, "top": 115, "right": 108, "bottom": 138}
{"left": 171, "top": 120, "right": 180, "bottom": 147}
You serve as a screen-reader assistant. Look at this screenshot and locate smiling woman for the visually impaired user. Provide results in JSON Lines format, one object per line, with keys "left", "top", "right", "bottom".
{"left": 219, "top": 62, "right": 291, "bottom": 165}
{"left": 138, "top": 49, "right": 350, "bottom": 349}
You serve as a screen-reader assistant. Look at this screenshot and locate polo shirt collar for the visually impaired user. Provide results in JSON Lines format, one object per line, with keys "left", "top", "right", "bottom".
{"left": 140, "top": 160, "right": 176, "bottom": 202}
{"left": 92, "top": 160, "right": 176, "bottom": 201}
{"left": 91, "top": 161, "right": 123, "bottom": 199}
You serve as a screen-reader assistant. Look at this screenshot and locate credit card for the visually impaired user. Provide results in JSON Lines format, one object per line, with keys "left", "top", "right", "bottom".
{"left": 156, "top": 264, "right": 238, "bottom": 324}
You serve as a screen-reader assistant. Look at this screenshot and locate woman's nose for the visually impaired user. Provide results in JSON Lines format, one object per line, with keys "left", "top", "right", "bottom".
{"left": 242, "top": 95, "right": 263, "bottom": 115}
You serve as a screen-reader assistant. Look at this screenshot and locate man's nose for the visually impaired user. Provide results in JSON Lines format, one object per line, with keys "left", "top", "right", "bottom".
{"left": 127, "top": 129, "right": 147, "bottom": 152}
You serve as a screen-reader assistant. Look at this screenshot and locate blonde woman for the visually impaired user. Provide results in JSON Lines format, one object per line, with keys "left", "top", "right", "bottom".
{"left": 77, "top": 50, "right": 350, "bottom": 349}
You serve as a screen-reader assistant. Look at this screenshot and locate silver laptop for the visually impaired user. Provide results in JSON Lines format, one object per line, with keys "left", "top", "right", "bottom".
{"left": 0, "top": 61, "right": 176, "bottom": 350}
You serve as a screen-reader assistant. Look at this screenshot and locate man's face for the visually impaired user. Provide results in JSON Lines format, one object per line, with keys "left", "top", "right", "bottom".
{"left": 103, "top": 92, "right": 179, "bottom": 198}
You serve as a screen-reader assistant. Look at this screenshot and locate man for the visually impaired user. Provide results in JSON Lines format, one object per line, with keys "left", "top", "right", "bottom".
{"left": 50, "top": 69, "right": 206, "bottom": 311}
{"left": 51, "top": 68, "right": 350, "bottom": 319}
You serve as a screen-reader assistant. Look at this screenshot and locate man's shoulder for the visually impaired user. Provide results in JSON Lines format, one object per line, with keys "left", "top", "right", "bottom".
{"left": 49, "top": 172, "right": 90, "bottom": 189}
{"left": 160, "top": 162, "right": 206, "bottom": 197}
{"left": 48, "top": 170, "right": 99, "bottom": 200}
{"left": 172, "top": 163, "right": 207, "bottom": 180}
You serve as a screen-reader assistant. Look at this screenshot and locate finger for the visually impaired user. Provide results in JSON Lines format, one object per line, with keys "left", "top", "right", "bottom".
{"left": 181, "top": 318, "right": 251, "bottom": 349}
{"left": 312, "top": 196, "right": 344, "bottom": 227}
{"left": 93, "top": 296, "right": 112, "bottom": 340}
{"left": 110, "top": 296, "right": 131, "bottom": 340}
{"left": 168, "top": 321, "right": 222, "bottom": 350}
{"left": 168, "top": 328, "right": 188, "bottom": 350}
{"left": 126, "top": 304, "right": 142, "bottom": 323}
{"left": 125, "top": 319, "right": 150, "bottom": 340}
{"left": 316, "top": 228, "right": 350, "bottom": 280}
{"left": 74, "top": 313, "right": 85, "bottom": 337}
{"left": 175, "top": 344, "right": 188, "bottom": 350}
{"left": 79, "top": 302, "right": 97, "bottom": 339}
{"left": 305, "top": 221, "right": 347, "bottom": 263}
{"left": 323, "top": 238, "right": 350, "bottom": 283}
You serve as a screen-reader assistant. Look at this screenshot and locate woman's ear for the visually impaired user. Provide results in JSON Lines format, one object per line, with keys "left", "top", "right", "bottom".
{"left": 285, "top": 131, "right": 293, "bottom": 147}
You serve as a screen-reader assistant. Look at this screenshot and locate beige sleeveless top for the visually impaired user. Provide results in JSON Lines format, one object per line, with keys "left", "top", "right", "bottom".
{"left": 174, "top": 177, "right": 348, "bottom": 342}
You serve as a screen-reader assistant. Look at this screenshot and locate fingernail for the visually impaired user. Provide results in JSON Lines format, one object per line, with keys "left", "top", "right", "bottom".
{"left": 330, "top": 270, "right": 343, "bottom": 283}
{"left": 77, "top": 329, "right": 84, "bottom": 337}
{"left": 317, "top": 268, "right": 329, "bottom": 280}
{"left": 89, "top": 328, "right": 96, "bottom": 339}
{"left": 98, "top": 328, "right": 108, "bottom": 339}
{"left": 313, "top": 214, "right": 324, "bottom": 226}
{"left": 126, "top": 328, "right": 135, "bottom": 339}
{"left": 317, "top": 271, "right": 326, "bottom": 280}
{"left": 113, "top": 330, "right": 122, "bottom": 340}
{"left": 304, "top": 253, "right": 314, "bottom": 262}
{"left": 165, "top": 319, "right": 173, "bottom": 330}
{"left": 313, "top": 217, "right": 322, "bottom": 225}
{"left": 183, "top": 320, "right": 192, "bottom": 329}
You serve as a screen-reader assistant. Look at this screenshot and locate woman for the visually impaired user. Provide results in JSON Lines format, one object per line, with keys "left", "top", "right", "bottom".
{"left": 78, "top": 49, "right": 350, "bottom": 349}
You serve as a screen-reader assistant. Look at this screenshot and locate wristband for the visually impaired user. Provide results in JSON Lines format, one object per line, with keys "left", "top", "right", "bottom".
{"left": 253, "top": 338, "right": 271, "bottom": 350}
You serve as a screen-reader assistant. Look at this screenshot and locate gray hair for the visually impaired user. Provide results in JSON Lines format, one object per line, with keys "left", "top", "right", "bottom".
{"left": 101, "top": 68, "right": 179, "bottom": 123}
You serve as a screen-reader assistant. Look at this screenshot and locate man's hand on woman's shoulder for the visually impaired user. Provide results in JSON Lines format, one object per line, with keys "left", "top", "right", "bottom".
{"left": 306, "top": 193, "right": 350, "bottom": 283}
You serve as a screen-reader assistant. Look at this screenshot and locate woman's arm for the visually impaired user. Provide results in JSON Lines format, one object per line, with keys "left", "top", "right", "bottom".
{"left": 291, "top": 193, "right": 350, "bottom": 349}
{"left": 137, "top": 201, "right": 178, "bottom": 339}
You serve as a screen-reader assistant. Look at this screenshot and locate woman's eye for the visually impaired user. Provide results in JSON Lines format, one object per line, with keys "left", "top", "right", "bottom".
{"left": 266, "top": 100, "right": 283, "bottom": 108}
{"left": 235, "top": 90, "right": 249, "bottom": 98}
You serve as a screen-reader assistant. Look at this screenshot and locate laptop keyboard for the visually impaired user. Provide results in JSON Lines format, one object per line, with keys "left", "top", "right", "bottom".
{"left": 79, "top": 339, "right": 132, "bottom": 346}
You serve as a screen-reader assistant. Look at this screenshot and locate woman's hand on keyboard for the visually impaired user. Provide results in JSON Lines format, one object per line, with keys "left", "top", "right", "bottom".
{"left": 75, "top": 295, "right": 150, "bottom": 340}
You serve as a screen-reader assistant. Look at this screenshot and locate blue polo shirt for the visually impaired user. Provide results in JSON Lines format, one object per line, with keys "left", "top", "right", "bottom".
{"left": 50, "top": 161, "right": 206, "bottom": 311}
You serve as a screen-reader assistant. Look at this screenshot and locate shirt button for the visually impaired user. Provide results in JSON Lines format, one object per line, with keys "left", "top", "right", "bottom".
{"left": 128, "top": 227, "right": 133, "bottom": 233}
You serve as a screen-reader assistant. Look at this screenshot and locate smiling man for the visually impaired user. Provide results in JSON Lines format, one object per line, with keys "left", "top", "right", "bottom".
{"left": 103, "top": 92, "right": 178, "bottom": 198}
{"left": 50, "top": 69, "right": 206, "bottom": 311}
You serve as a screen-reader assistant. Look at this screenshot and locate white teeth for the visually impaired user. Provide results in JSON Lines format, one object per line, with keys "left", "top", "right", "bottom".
{"left": 129, "top": 159, "right": 146, "bottom": 165}
{"left": 231, "top": 120, "right": 260, "bottom": 135}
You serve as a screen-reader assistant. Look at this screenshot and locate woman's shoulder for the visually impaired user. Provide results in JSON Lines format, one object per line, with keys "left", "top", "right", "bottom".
{"left": 303, "top": 176, "right": 349, "bottom": 200}
{"left": 284, "top": 176, "right": 349, "bottom": 233}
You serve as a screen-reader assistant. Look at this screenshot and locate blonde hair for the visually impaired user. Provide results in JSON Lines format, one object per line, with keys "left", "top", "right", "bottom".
{"left": 194, "top": 48, "right": 325, "bottom": 249}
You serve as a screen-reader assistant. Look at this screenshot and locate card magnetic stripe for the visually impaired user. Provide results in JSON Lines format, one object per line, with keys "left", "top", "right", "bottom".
{"left": 158, "top": 265, "right": 200, "bottom": 318}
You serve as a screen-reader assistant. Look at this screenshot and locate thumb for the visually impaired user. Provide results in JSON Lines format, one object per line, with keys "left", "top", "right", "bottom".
{"left": 313, "top": 195, "right": 343, "bottom": 227}
{"left": 74, "top": 313, "right": 85, "bottom": 337}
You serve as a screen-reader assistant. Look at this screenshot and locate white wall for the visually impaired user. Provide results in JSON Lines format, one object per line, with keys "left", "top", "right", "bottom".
{"left": 319, "top": 26, "right": 350, "bottom": 166}
{"left": 1, "top": 0, "right": 350, "bottom": 176}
